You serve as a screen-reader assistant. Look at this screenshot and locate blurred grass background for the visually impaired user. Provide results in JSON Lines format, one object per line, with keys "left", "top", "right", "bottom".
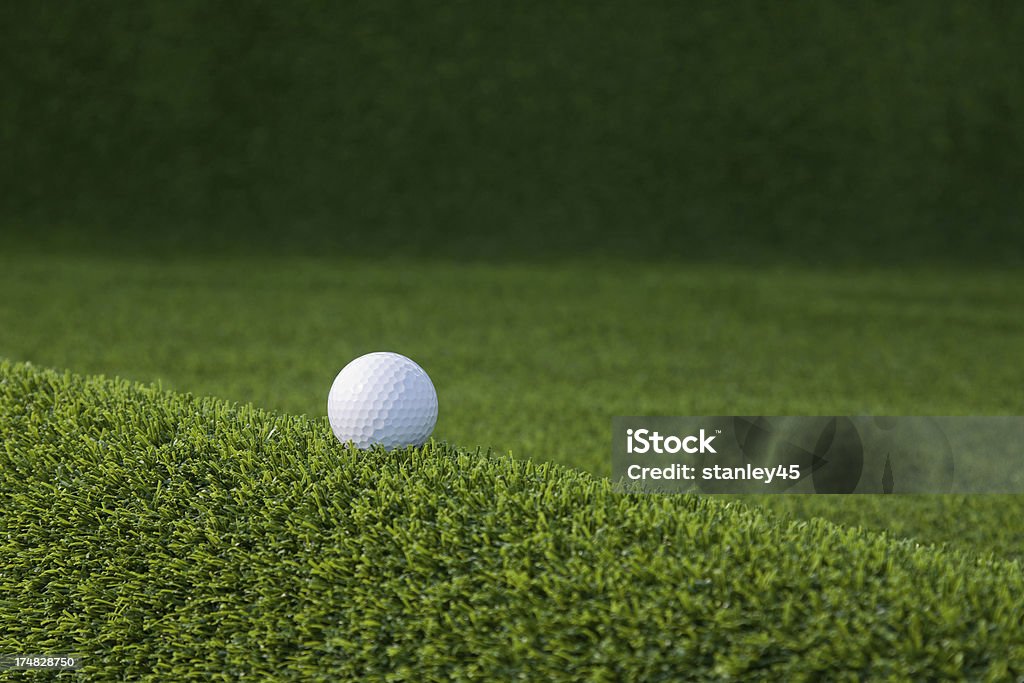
{"left": 2, "top": 1, "right": 1022, "bottom": 263}
{"left": 1, "top": 257, "right": 1021, "bottom": 474}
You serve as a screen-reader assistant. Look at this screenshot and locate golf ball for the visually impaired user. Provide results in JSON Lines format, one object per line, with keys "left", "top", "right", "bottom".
{"left": 327, "top": 352, "right": 438, "bottom": 450}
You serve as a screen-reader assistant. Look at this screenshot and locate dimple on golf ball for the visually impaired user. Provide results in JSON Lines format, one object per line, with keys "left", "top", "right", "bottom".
{"left": 327, "top": 352, "right": 438, "bottom": 450}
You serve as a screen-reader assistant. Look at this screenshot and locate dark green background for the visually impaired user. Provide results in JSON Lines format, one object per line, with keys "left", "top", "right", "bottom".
{"left": 3, "top": 2, "right": 1022, "bottom": 262}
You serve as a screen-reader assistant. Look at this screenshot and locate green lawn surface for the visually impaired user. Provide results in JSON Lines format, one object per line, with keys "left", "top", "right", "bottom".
{"left": 3, "top": 255, "right": 1021, "bottom": 467}
{"left": 2, "top": 254, "right": 1022, "bottom": 564}
{"left": 2, "top": 360, "right": 1022, "bottom": 680}
{"left": 4, "top": 2, "right": 1024, "bottom": 678}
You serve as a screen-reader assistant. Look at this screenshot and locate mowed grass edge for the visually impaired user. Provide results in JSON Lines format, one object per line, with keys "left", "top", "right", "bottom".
{"left": 1, "top": 360, "right": 1022, "bottom": 680}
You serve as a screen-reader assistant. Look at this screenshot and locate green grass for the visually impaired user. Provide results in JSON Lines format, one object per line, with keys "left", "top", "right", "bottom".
{"left": 2, "top": 255, "right": 1022, "bottom": 471}
{"left": 2, "top": 360, "right": 1022, "bottom": 680}
{"left": 4, "top": 2, "right": 1023, "bottom": 264}
{"left": 4, "top": 3, "right": 1023, "bottom": 677}
{"left": 751, "top": 494, "right": 1024, "bottom": 565}
{"left": 2, "top": 254, "right": 1023, "bottom": 564}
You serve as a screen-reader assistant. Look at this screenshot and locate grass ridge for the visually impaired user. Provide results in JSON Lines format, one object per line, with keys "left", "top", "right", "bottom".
{"left": 1, "top": 360, "right": 1022, "bottom": 680}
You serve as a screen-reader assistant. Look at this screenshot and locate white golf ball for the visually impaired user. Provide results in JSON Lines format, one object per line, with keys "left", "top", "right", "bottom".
{"left": 327, "top": 352, "right": 438, "bottom": 450}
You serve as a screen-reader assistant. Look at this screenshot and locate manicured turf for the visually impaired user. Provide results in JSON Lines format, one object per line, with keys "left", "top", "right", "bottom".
{"left": 4, "top": 3, "right": 1022, "bottom": 678}
{"left": 2, "top": 254, "right": 1023, "bottom": 564}
{"left": 3, "top": 256, "right": 1022, "bottom": 471}
{"left": 2, "top": 360, "right": 1022, "bottom": 680}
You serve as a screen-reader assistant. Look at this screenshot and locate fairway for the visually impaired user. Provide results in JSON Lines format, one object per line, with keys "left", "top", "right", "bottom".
{"left": 2, "top": 254, "right": 1023, "bottom": 563}
{"left": 3, "top": 1, "right": 1023, "bottom": 678}
{"left": 3, "top": 256, "right": 1023, "bottom": 471}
